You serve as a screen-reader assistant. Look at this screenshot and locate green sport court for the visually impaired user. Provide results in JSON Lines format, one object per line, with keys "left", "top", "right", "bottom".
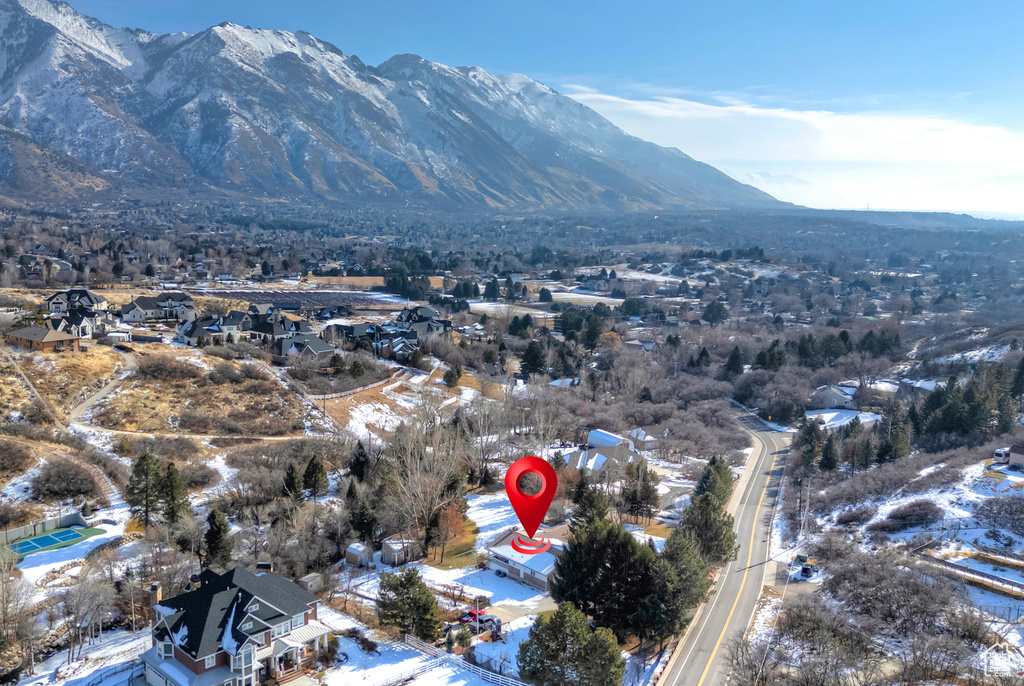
{"left": 6, "top": 527, "right": 104, "bottom": 558}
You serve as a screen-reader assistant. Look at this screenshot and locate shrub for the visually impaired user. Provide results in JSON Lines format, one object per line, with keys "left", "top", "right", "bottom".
{"left": 867, "top": 499, "right": 944, "bottom": 533}
{"left": 0, "top": 439, "right": 32, "bottom": 473}
{"left": 180, "top": 463, "right": 220, "bottom": 491}
{"left": 205, "top": 346, "right": 238, "bottom": 361}
{"left": 835, "top": 505, "right": 877, "bottom": 526}
{"left": 32, "top": 461, "right": 97, "bottom": 501}
{"left": 138, "top": 356, "right": 202, "bottom": 381}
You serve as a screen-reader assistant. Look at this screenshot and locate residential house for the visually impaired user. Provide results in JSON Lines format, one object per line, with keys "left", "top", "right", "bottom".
{"left": 3, "top": 326, "right": 80, "bottom": 352}
{"left": 381, "top": 535, "right": 421, "bottom": 566}
{"left": 45, "top": 288, "right": 108, "bottom": 314}
{"left": 808, "top": 384, "right": 858, "bottom": 411}
{"left": 48, "top": 309, "right": 112, "bottom": 338}
{"left": 485, "top": 528, "right": 563, "bottom": 591}
{"left": 271, "top": 334, "right": 336, "bottom": 360}
{"left": 623, "top": 340, "right": 658, "bottom": 353}
{"left": 122, "top": 296, "right": 165, "bottom": 323}
{"left": 142, "top": 567, "right": 331, "bottom": 686}
{"left": 1006, "top": 445, "right": 1024, "bottom": 470}
{"left": 395, "top": 306, "right": 452, "bottom": 340}
{"left": 627, "top": 427, "right": 658, "bottom": 452}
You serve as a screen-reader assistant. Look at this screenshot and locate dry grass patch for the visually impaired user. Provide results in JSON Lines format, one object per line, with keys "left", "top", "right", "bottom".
{"left": 0, "top": 356, "right": 30, "bottom": 418}
{"left": 17, "top": 346, "right": 124, "bottom": 413}
{"left": 92, "top": 355, "right": 307, "bottom": 436}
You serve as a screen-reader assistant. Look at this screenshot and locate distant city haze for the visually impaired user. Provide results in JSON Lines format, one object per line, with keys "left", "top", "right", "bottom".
{"left": 48, "top": 0, "right": 1024, "bottom": 215}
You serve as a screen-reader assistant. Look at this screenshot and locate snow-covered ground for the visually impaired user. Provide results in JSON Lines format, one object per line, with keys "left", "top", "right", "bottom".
{"left": 934, "top": 344, "right": 1010, "bottom": 365}
{"left": 803, "top": 409, "right": 882, "bottom": 429}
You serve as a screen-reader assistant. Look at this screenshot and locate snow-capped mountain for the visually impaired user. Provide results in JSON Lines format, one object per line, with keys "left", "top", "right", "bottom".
{"left": 0, "top": 0, "right": 781, "bottom": 210}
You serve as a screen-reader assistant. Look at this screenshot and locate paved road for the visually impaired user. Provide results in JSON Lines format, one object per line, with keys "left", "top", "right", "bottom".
{"left": 661, "top": 412, "right": 790, "bottom": 686}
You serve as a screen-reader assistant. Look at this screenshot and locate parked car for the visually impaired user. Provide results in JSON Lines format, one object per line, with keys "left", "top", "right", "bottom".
{"left": 468, "top": 615, "right": 501, "bottom": 634}
{"left": 458, "top": 609, "right": 484, "bottom": 624}
{"left": 494, "top": 569, "right": 507, "bottom": 578}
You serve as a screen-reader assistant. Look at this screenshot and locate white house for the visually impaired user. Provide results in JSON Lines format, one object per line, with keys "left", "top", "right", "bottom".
{"left": 485, "top": 528, "right": 563, "bottom": 591}
{"left": 808, "top": 384, "right": 857, "bottom": 411}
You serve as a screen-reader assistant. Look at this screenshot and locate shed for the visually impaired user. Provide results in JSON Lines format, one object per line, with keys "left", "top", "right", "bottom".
{"left": 345, "top": 542, "right": 372, "bottom": 567}
{"left": 381, "top": 535, "right": 421, "bottom": 566}
{"left": 297, "top": 573, "right": 323, "bottom": 593}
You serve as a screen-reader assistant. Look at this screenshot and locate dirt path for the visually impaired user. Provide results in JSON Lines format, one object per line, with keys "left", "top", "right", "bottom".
{"left": 0, "top": 342, "right": 66, "bottom": 430}
{"left": 67, "top": 349, "right": 137, "bottom": 424}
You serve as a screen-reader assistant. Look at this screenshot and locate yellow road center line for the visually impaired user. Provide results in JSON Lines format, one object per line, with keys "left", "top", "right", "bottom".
{"left": 695, "top": 432, "right": 781, "bottom": 686}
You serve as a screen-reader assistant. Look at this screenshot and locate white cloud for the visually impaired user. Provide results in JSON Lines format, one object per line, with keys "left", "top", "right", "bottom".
{"left": 564, "top": 86, "right": 1024, "bottom": 215}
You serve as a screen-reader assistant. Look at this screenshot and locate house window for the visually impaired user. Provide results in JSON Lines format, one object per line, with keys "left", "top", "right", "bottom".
{"left": 272, "top": 622, "right": 289, "bottom": 638}
{"left": 291, "top": 614, "right": 304, "bottom": 630}
{"left": 248, "top": 603, "right": 259, "bottom": 612}
{"left": 159, "top": 642, "right": 173, "bottom": 659}
{"left": 241, "top": 621, "right": 252, "bottom": 631}
{"left": 205, "top": 655, "right": 216, "bottom": 668}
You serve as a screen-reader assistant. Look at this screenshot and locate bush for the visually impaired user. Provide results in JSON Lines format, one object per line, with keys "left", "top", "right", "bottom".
{"left": 180, "top": 463, "right": 220, "bottom": 491}
{"left": 0, "top": 439, "right": 32, "bottom": 473}
{"left": 835, "top": 505, "right": 877, "bottom": 526}
{"left": 867, "top": 499, "right": 944, "bottom": 533}
{"left": 205, "top": 346, "right": 238, "bottom": 360}
{"left": 138, "top": 356, "right": 202, "bottom": 381}
{"left": 32, "top": 461, "right": 97, "bottom": 501}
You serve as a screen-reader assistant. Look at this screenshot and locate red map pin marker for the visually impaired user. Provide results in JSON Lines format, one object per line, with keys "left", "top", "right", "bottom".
{"left": 505, "top": 456, "right": 557, "bottom": 551}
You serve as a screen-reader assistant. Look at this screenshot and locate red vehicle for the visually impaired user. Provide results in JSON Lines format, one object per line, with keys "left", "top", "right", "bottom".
{"left": 458, "top": 609, "right": 483, "bottom": 624}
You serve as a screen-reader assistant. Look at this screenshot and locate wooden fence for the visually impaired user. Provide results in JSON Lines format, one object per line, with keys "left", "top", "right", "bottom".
{"left": 0, "top": 512, "right": 88, "bottom": 545}
{"left": 916, "top": 553, "right": 1024, "bottom": 598}
{"left": 307, "top": 370, "right": 403, "bottom": 401}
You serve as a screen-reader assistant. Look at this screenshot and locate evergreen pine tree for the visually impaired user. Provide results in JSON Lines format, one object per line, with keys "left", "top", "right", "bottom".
{"left": 679, "top": 494, "right": 738, "bottom": 567}
{"left": 126, "top": 453, "right": 163, "bottom": 530}
{"left": 549, "top": 452, "right": 566, "bottom": 471}
{"left": 570, "top": 487, "right": 608, "bottom": 532}
{"left": 572, "top": 468, "right": 590, "bottom": 505}
{"left": 820, "top": 435, "right": 838, "bottom": 471}
{"left": 376, "top": 567, "right": 442, "bottom": 641}
{"left": 162, "top": 462, "right": 189, "bottom": 526}
{"left": 283, "top": 463, "right": 305, "bottom": 501}
{"left": 204, "top": 509, "right": 233, "bottom": 569}
{"left": 662, "top": 528, "right": 713, "bottom": 609}
{"left": 723, "top": 345, "right": 744, "bottom": 376}
{"left": 349, "top": 441, "right": 370, "bottom": 482}
{"left": 693, "top": 456, "right": 732, "bottom": 506}
{"left": 517, "top": 602, "right": 625, "bottom": 686}
{"left": 303, "top": 456, "right": 329, "bottom": 503}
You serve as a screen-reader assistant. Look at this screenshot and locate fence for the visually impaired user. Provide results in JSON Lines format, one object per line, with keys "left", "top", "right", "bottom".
{"left": 0, "top": 512, "right": 88, "bottom": 545}
{"left": 973, "top": 543, "right": 1024, "bottom": 566}
{"left": 916, "top": 554, "right": 1024, "bottom": 598}
{"left": 403, "top": 634, "right": 527, "bottom": 686}
{"left": 307, "top": 370, "right": 403, "bottom": 400}
{"left": 57, "top": 658, "right": 142, "bottom": 686}
{"left": 368, "top": 657, "right": 444, "bottom": 686}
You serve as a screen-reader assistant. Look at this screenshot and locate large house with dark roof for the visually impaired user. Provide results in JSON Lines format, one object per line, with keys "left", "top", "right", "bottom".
{"left": 143, "top": 567, "right": 331, "bottom": 686}
{"left": 45, "top": 288, "right": 108, "bottom": 314}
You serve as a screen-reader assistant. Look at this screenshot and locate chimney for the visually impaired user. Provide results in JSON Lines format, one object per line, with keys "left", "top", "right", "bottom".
{"left": 150, "top": 581, "right": 162, "bottom": 606}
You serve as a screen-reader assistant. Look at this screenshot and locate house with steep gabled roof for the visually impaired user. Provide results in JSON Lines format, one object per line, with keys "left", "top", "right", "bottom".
{"left": 45, "top": 288, "right": 108, "bottom": 314}
{"left": 142, "top": 567, "right": 330, "bottom": 686}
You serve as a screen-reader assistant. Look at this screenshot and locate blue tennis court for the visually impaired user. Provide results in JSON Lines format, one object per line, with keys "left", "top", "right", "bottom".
{"left": 8, "top": 528, "right": 84, "bottom": 555}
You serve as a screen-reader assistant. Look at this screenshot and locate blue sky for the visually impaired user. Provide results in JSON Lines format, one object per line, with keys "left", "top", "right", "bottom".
{"left": 70, "top": 0, "right": 1024, "bottom": 214}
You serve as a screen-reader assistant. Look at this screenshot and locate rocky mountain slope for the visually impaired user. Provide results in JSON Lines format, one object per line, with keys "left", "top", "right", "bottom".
{"left": 0, "top": 0, "right": 782, "bottom": 211}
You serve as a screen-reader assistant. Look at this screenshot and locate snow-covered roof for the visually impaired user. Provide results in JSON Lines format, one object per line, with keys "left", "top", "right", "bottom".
{"left": 587, "top": 429, "right": 627, "bottom": 448}
{"left": 346, "top": 542, "right": 367, "bottom": 555}
{"left": 487, "top": 538, "right": 563, "bottom": 577}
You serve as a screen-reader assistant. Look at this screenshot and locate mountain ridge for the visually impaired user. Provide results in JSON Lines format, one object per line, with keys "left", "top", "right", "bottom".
{"left": 0, "top": 0, "right": 784, "bottom": 211}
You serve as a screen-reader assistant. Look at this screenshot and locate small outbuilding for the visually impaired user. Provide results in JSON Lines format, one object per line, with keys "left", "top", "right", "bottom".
{"left": 381, "top": 535, "right": 421, "bottom": 566}
{"left": 345, "top": 542, "right": 372, "bottom": 567}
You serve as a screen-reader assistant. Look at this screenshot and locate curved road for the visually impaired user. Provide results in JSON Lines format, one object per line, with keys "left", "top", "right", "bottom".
{"left": 661, "top": 412, "right": 790, "bottom": 686}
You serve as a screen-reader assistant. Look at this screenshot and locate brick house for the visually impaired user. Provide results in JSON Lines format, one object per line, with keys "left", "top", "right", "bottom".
{"left": 142, "top": 567, "right": 331, "bottom": 686}
{"left": 3, "top": 326, "right": 80, "bottom": 352}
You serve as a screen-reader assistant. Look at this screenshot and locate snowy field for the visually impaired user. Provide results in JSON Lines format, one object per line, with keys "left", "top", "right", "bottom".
{"left": 803, "top": 409, "right": 882, "bottom": 429}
